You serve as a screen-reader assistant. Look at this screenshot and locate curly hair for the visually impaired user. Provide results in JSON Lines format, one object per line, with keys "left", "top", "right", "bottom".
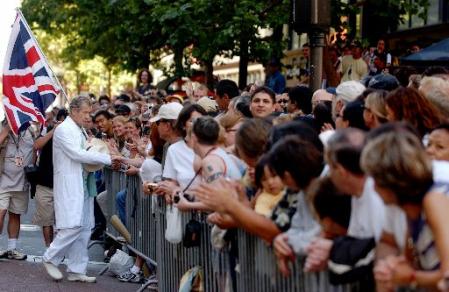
{"left": 386, "top": 87, "right": 442, "bottom": 138}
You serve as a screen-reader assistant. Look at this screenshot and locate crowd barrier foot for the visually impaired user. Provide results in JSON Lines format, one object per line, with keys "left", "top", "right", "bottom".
{"left": 137, "top": 277, "right": 158, "bottom": 292}
{"left": 87, "top": 239, "right": 104, "bottom": 249}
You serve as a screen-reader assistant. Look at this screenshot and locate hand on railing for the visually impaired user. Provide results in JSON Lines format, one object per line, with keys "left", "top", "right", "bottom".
{"left": 142, "top": 181, "right": 158, "bottom": 195}
{"left": 304, "top": 237, "right": 333, "bottom": 272}
{"left": 375, "top": 255, "right": 415, "bottom": 290}
{"left": 207, "top": 212, "right": 237, "bottom": 229}
{"left": 374, "top": 258, "right": 395, "bottom": 292}
{"left": 111, "top": 155, "right": 123, "bottom": 171}
{"left": 154, "top": 180, "right": 180, "bottom": 201}
{"left": 125, "top": 165, "right": 139, "bottom": 176}
{"left": 273, "top": 233, "right": 295, "bottom": 277}
{"left": 438, "top": 271, "right": 449, "bottom": 292}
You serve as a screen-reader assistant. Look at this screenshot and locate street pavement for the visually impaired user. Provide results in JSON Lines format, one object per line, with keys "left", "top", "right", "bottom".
{"left": 0, "top": 199, "right": 141, "bottom": 292}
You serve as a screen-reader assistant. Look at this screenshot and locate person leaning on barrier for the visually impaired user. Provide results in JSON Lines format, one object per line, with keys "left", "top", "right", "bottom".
{"left": 362, "top": 130, "right": 449, "bottom": 290}
{"left": 174, "top": 116, "right": 242, "bottom": 211}
{"left": 191, "top": 118, "right": 280, "bottom": 240}
{"left": 152, "top": 102, "right": 195, "bottom": 202}
{"left": 193, "top": 121, "right": 324, "bottom": 249}
{"left": 301, "top": 128, "right": 386, "bottom": 288}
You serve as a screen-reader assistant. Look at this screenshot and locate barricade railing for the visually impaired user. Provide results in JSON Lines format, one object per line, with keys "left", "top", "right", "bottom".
{"left": 104, "top": 169, "right": 363, "bottom": 292}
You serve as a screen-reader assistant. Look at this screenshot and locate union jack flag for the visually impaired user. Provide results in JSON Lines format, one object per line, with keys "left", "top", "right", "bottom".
{"left": 2, "top": 13, "right": 60, "bottom": 135}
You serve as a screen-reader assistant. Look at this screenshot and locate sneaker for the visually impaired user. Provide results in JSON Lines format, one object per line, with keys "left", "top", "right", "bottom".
{"left": 117, "top": 270, "right": 143, "bottom": 283}
{"left": 43, "top": 261, "right": 63, "bottom": 281}
{"left": 67, "top": 273, "right": 96, "bottom": 283}
{"left": 7, "top": 249, "right": 27, "bottom": 260}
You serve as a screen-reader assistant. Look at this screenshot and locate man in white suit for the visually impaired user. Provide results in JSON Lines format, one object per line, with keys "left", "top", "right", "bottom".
{"left": 42, "top": 96, "right": 116, "bottom": 282}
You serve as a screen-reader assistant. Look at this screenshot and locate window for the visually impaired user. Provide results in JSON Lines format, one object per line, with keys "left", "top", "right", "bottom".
{"left": 398, "top": 0, "right": 441, "bottom": 30}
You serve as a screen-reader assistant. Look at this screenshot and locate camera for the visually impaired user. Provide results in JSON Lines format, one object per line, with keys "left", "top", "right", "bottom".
{"left": 147, "top": 182, "right": 158, "bottom": 193}
{"left": 119, "top": 163, "right": 129, "bottom": 172}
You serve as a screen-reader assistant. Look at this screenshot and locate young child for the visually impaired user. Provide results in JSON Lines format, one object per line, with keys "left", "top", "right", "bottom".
{"left": 254, "top": 155, "right": 285, "bottom": 217}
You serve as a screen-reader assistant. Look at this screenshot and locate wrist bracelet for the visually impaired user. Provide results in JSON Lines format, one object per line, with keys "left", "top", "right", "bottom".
{"left": 409, "top": 270, "right": 417, "bottom": 289}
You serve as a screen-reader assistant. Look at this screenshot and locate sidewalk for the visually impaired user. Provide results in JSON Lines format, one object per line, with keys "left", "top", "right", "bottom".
{"left": 0, "top": 258, "right": 141, "bottom": 292}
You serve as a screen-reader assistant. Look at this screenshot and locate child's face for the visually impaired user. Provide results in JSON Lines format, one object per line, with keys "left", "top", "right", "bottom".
{"left": 261, "top": 166, "right": 284, "bottom": 194}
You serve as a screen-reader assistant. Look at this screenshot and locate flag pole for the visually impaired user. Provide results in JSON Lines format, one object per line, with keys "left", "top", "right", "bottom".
{"left": 15, "top": 8, "right": 69, "bottom": 105}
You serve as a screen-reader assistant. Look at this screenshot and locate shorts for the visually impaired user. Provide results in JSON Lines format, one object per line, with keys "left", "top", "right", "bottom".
{"left": 0, "top": 190, "right": 29, "bottom": 215}
{"left": 32, "top": 185, "right": 55, "bottom": 226}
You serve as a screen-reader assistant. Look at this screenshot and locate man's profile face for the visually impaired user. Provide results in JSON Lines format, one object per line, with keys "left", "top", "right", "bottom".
{"left": 72, "top": 104, "right": 92, "bottom": 128}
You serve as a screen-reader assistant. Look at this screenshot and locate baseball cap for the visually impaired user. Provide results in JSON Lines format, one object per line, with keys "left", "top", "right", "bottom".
{"left": 368, "top": 74, "right": 400, "bottom": 91}
{"left": 115, "top": 104, "right": 131, "bottom": 116}
{"left": 150, "top": 102, "right": 183, "bottom": 123}
{"left": 336, "top": 81, "right": 366, "bottom": 103}
{"left": 197, "top": 97, "right": 218, "bottom": 114}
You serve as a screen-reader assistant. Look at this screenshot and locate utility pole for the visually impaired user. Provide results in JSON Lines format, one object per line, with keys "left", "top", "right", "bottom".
{"left": 292, "top": 0, "right": 330, "bottom": 91}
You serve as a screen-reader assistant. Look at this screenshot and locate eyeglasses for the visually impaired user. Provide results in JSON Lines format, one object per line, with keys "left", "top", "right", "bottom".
{"left": 277, "top": 99, "right": 288, "bottom": 104}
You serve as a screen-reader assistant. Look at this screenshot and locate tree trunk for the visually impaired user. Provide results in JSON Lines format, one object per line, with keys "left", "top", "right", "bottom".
{"left": 107, "top": 66, "right": 112, "bottom": 98}
{"left": 173, "top": 46, "right": 184, "bottom": 78}
{"left": 204, "top": 58, "right": 215, "bottom": 91}
{"left": 238, "top": 36, "right": 249, "bottom": 90}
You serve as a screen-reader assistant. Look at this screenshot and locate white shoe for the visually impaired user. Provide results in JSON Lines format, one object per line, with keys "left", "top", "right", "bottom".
{"left": 67, "top": 273, "right": 96, "bottom": 283}
{"left": 43, "top": 261, "right": 63, "bottom": 281}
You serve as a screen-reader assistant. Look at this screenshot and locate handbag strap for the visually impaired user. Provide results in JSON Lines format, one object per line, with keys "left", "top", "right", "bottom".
{"left": 181, "top": 146, "right": 217, "bottom": 193}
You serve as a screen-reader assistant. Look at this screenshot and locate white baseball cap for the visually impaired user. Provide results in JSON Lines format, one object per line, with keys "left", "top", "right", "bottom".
{"left": 336, "top": 81, "right": 366, "bottom": 103}
{"left": 150, "top": 102, "right": 183, "bottom": 123}
{"left": 197, "top": 96, "right": 218, "bottom": 113}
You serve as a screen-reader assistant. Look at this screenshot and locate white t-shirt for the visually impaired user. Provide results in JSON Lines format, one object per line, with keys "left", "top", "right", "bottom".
{"left": 347, "top": 177, "right": 385, "bottom": 241}
{"left": 140, "top": 158, "right": 162, "bottom": 182}
{"left": 382, "top": 160, "right": 449, "bottom": 251}
{"left": 162, "top": 140, "right": 196, "bottom": 189}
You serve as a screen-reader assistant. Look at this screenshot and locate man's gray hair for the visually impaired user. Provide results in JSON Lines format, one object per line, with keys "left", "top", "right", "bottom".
{"left": 69, "top": 96, "right": 92, "bottom": 113}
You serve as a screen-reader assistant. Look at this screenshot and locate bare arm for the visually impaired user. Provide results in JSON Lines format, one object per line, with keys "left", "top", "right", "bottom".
{"left": 120, "top": 156, "right": 144, "bottom": 168}
{"left": 419, "top": 191, "right": 449, "bottom": 286}
{"left": 201, "top": 155, "right": 226, "bottom": 183}
{"left": 34, "top": 128, "right": 56, "bottom": 150}
{"left": 0, "top": 125, "right": 10, "bottom": 145}
{"left": 224, "top": 197, "right": 281, "bottom": 243}
{"left": 192, "top": 179, "right": 281, "bottom": 243}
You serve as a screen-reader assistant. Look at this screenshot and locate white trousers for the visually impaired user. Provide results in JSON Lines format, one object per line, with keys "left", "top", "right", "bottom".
{"left": 42, "top": 226, "right": 91, "bottom": 274}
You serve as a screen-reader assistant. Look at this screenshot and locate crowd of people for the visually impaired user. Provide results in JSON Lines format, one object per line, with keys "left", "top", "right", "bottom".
{"left": 1, "top": 43, "right": 449, "bottom": 291}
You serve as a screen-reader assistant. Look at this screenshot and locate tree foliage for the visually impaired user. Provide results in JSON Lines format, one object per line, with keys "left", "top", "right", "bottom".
{"left": 21, "top": 0, "right": 430, "bottom": 88}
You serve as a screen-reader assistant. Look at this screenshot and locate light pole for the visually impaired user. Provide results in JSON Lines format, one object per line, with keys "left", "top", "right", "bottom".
{"left": 292, "top": 0, "right": 330, "bottom": 91}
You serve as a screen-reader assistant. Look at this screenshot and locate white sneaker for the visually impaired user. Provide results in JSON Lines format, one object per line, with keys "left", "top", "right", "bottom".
{"left": 67, "top": 273, "right": 96, "bottom": 283}
{"left": 43, "top": 261, "right": 63, "bottom": 281}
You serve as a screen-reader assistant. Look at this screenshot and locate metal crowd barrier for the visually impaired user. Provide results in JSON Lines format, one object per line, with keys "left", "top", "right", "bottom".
{"left": 236, "top": 229, "right": 362, "bottom": 292}
{"left": 104, "top": 169, "right": 363, "bottom": 292}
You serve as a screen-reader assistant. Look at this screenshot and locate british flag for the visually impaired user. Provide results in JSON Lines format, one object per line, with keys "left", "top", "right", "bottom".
{"left": 2, "top": 13, "right": 60, "bottom": 135}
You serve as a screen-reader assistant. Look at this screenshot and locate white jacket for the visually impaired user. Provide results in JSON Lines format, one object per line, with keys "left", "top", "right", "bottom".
{"left": 53, "top": 117, "right": 111, "bottom": 229}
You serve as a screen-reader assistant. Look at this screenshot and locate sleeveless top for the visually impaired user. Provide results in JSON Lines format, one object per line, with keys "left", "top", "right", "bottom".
{"left": 209, "top": 147, "right": 242, "bottom": 181}
{"left": 411, "top": 181, "right": 449, "bottom": 270}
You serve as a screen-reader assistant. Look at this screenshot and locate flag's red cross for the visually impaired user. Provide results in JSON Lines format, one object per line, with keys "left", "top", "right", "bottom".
{"left": 2, "top": 14, "right": 60, "bottom": 135}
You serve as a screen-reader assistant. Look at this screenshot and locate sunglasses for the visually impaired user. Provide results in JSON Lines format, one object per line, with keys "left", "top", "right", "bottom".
{"left": 277, "top": 99, "right": 288, "bottom": 104}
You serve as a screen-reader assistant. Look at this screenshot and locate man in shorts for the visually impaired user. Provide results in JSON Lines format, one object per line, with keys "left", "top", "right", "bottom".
{"left": 0, "top": 122, "right": 36, "bottom": 260}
